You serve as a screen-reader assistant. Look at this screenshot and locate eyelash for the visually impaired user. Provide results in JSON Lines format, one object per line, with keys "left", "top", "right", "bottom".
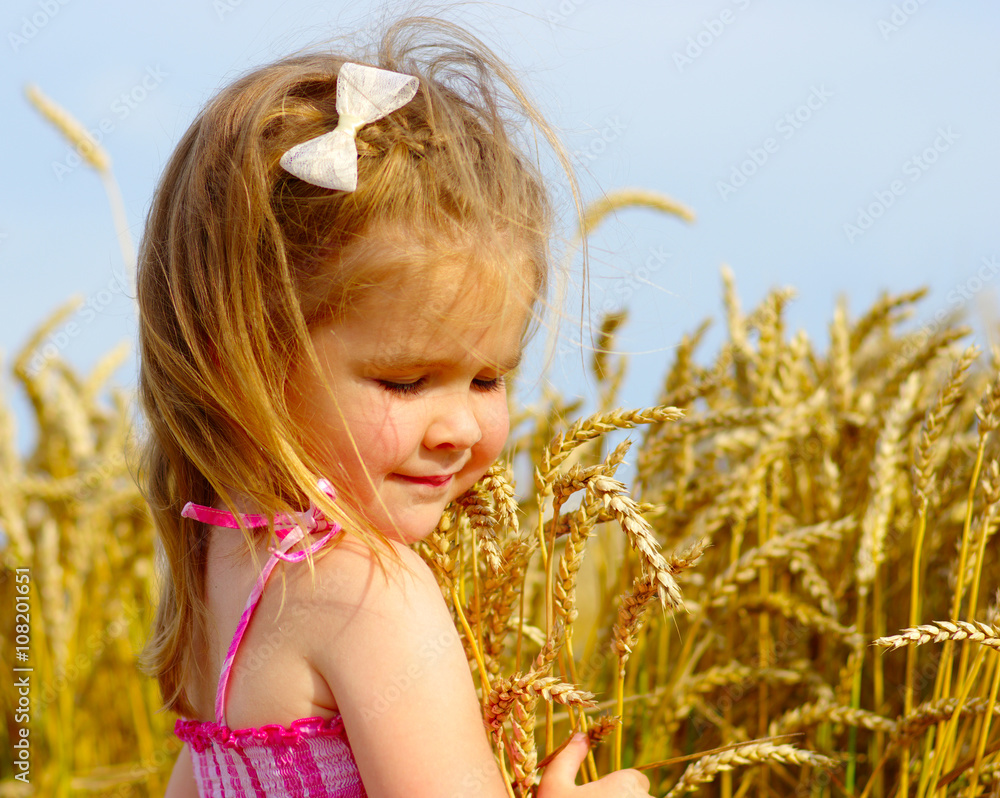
{"left": 474, "top": 377, "right": 505, "bottom": 392}
{"left": 377, "top": 377, "right": 505, "bottom": 396}
{"left": 377, "top": 379, "right": 425, "bottom": 396}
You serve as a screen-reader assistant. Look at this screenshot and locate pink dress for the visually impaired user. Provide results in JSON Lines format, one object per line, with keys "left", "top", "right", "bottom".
{"left": 175, "top": 483, "right": 367, "bottom": 797}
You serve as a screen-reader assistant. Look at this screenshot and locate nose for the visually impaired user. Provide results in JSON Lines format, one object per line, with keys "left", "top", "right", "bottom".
{"left": 424, "top": 391, "right": 483, "bottom": 451}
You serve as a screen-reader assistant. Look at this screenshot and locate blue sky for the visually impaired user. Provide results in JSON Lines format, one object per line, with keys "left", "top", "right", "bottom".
{"left": 3, "top": 0, "right": 999, "bottom": 449}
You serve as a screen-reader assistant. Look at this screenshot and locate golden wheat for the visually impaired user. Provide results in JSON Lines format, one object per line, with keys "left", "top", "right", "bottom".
{"left": 663, "top": 741, "right": 838, "bottom": 798}
{"left": 7, "top": 187, "right": 1000, "bottom": 796}
{"left": 876, "top": 620, "right": 1000, "bottom": 651}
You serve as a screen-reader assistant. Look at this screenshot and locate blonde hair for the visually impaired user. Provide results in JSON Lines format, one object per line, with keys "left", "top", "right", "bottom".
{"left": 137, "top": 17, "right": 575, "bottom": 716}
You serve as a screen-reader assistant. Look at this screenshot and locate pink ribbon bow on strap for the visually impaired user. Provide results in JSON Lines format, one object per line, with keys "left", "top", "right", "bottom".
{"left": 182, "top": 479, "right": 342, "bottom": 725}
{"left": 181, "top": 478, "right": 341, "bottom": 561}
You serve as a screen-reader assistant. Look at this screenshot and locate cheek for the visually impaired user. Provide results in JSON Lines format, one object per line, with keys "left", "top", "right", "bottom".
{"left": 337, "top": 403, "right": 411, "bottom": 464}
{"left": 477, "top": 396, "right": 511, "bottom": 459}
{"left": 297, "top": 386, "right": 405, "bottom": 470}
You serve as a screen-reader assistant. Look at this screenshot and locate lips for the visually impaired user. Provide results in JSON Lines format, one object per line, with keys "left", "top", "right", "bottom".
{"left": 395, "top": 473, "right": 453, "bottom": 487}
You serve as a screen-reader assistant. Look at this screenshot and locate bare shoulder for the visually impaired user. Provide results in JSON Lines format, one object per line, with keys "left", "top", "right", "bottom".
{"left": 295, "top": 533, "right": 460, "bottom": 687}
{"left": 291, "top": 532, "right": 447, "bottom": 625}
{"left": 300, "top": 533, "right": 507, "bottom": 797}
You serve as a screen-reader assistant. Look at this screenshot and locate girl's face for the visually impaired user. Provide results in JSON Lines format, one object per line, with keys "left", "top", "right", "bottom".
{"left": 289, "top": 264, "right": 530, "bottom": 544}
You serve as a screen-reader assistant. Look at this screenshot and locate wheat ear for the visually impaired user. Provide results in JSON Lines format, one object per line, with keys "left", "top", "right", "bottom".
{"left": 664, "top": 742, "right": 838, "bottom": 798}
{"left": 876, "top": 620, "right": 1000, "bottom": 651}
{"left": 578, "top": 187, "right": 695, "bottom": 240}
{"left": 543, "top": 406, "right": 683, "bottom": 477}
{"left": 892, "top": 696, "right": 1000, "bottom": 746}
{"left": 25, "top": 84, "right": 136, "bottom": 283}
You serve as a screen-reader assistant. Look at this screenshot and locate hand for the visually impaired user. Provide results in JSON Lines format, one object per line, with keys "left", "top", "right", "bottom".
{"left": 536, "top": 734, "right": 653, "bottom": 798}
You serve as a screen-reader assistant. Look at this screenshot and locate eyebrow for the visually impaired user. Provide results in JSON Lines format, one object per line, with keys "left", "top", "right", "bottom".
{"left": 367, "top": 351, "right": 523, "bottom": 373}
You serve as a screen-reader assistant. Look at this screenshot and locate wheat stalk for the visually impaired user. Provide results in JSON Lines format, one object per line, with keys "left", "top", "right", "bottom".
{"left": 892, "top": 696, "right": 1000, "bottom": 745}
{"left": 856, "top": 373, "right": 920, "bottom": 592}
{"left": 25, "top": 83, "right": 110, "bottom": 173}
{"left": 578, "top": 188, "right": 695, "bottom": 239}
{"left": 876, "top": 620, "right": 1000, "bottom": 651}
{"left": 589, "top": 474, "right": 683, "bottom": 611}
{"left": 25, "top": 84, "right": 136, "bottom": 284}
{"left": 769, "top": 700, "right": 896, "bottom": 736}
{"left": 541, "top": 406, "right": 683, "bottom": 480}
{"left": 664, "top": 742, "right": 837, "bottom": 798}
{"left": 914, "top": 346, "right": 979, "bottom": 503}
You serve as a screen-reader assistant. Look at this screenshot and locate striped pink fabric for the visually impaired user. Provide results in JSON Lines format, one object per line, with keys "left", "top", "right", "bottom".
{"left": 175, "top": 487, "right": 366, "bottom": 797}
{"left": 176, "top": 716, "right": 365, "bottom": 797}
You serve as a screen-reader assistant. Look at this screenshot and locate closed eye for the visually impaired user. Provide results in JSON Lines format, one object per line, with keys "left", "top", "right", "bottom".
{"left": 473, "top": 376, "right": 505, "bottom": 392}
{"left": 378, "top": 375, "right": 506, "bottom": 395}
{"left": 377, "top": 378, "right": 426, "bottom": 396}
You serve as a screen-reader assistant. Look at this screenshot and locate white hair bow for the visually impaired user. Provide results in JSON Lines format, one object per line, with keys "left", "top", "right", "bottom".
{"left": 279, "top": 62, "right": 419, "bottom": 191}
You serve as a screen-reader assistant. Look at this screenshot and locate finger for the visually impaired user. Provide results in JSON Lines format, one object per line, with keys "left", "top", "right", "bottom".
{"left": 537, "top": 733, "right": 589, "bottom": 787}
{"left": 627, "top": 768, "right": 651, "bottom": 792}
{"left": 535, "top": 733, "right": 578, "bottom": 770}
{"left": 589, "top": 769, "right": 652, "bottom": 797}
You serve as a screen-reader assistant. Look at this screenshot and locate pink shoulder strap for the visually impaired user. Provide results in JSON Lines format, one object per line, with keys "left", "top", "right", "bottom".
{"left": 181, "top": 480, "right": 341, "bottom": 726}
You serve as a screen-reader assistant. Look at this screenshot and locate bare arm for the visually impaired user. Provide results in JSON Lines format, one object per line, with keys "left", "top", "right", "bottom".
{"left": 301, "top": 534, "right": 652, "bottom": 798}
{"left": 164, "top": 744, "right": 199, "bottom": 798}
{"left": 304, "top": 536, "right": 507, "bottom": 797}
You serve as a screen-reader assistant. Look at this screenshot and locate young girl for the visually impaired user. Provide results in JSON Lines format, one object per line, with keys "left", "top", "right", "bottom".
{"left": 139, "top": 17, "right": 653, "bottom": 798}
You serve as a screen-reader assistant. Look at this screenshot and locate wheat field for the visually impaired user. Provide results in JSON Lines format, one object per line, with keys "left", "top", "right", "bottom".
{"left": 3, "top": 88, "right": 999, "bottom": 796}
{"left": 2, "top": 226, "right": 998, "bottom": 795}
{"left": 427, "top": 232, "right": 1000, "bottom": 798}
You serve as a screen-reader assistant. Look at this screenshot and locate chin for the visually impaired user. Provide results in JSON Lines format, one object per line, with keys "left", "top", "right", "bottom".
{"left": 375, "top": 511, "right": 443, "bottom": 545}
